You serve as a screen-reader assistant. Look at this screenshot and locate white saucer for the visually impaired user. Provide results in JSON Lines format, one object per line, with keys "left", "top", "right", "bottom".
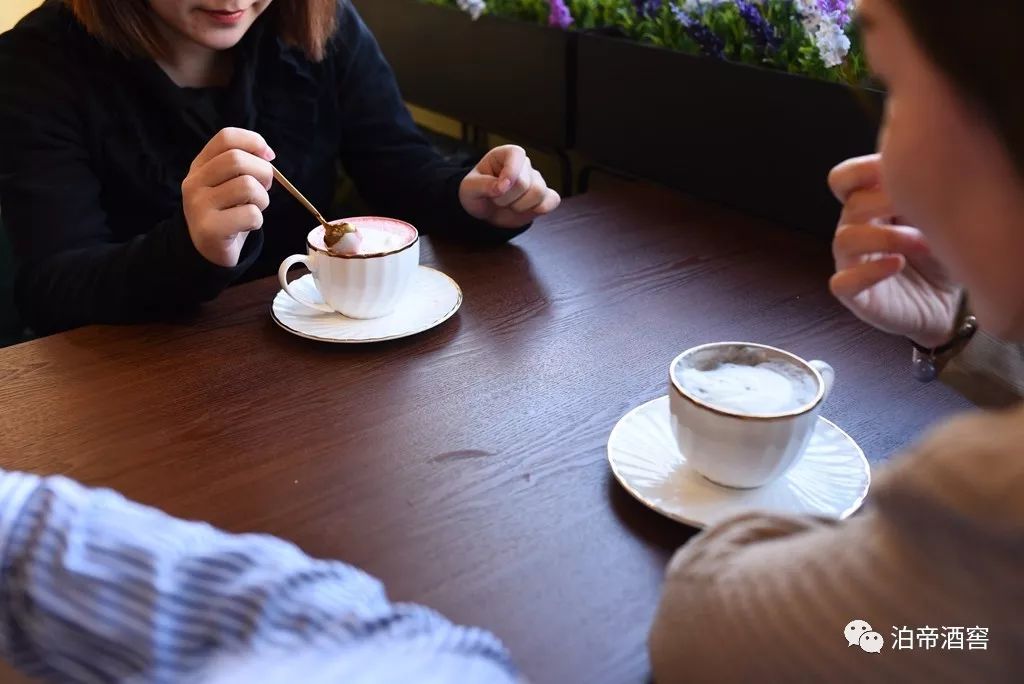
{"left": 272, "top": 267, "right": 462, "bottom": 343}
{"left": 608, "top": 396, "right": 871, "bottom": 528}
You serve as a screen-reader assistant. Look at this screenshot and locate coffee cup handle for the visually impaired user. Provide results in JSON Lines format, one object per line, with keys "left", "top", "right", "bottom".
{"left": 278, "top": 254, "right": 334, "bottom": 313}
{"left": 809, "top": 360, "right": 835, "bottom": 402}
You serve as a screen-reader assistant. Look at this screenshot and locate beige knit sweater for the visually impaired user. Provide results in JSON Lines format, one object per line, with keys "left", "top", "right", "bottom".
{"left": 650, "top": 336, "right": 1024, "bottom": 682}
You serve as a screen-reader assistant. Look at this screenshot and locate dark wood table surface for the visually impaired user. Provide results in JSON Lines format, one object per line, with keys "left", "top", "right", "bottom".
{"left": 0, "top": 179, "right": 972, "bottom": 683}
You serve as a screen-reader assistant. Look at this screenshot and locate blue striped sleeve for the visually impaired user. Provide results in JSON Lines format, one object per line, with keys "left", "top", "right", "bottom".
{"left": 0, "top": 470, "right": 519, "bottom": 684}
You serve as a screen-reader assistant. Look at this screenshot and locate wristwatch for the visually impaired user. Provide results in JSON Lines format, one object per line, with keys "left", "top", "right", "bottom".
{"left": 910, "top": 296, "right": 978, "bottom": 382}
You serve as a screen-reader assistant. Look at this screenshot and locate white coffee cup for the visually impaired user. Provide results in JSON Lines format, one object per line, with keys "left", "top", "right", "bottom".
{"left": 278, "top": 217, "right": 419, "bottom": 319}
{"left": 669, "top": 342, "right": 835, "bottom": 489}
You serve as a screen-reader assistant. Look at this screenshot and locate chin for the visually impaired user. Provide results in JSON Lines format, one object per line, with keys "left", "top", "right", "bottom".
{"left": 195, "top": 30, "right": 249, "bottom": 51}
{"left": 185, "top": 7, "right": 263, "bottom": 50}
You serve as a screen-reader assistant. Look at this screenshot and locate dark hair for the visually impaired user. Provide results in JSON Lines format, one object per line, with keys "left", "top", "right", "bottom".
{"left": 65, "top": 0, "right": 339, "bottom": 62}
{"left": 890, "top": 0, "right": 1024, "bottom": 173}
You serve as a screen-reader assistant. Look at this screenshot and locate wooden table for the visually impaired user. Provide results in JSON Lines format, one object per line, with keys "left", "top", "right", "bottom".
{"left": 0, "top": 180, "right": 971, "bottom": 683}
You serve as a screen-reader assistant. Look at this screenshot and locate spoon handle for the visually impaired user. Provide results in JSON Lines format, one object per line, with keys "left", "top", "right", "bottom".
{"left": 272, "top": 165, "right": 331, "bottom": 229}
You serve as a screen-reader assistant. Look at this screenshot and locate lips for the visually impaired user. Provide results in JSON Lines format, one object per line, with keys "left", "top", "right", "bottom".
{"left": 198, "top": 8, "right": 246, "bottom": 24}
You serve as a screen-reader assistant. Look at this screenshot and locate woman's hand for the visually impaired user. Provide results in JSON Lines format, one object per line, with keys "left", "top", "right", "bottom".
{"left": 829, "top": 154, "right": 961, "bottom": 348}
{"left": 182, "top": 128, "right": 275, "bottom": 267}
{"left": 459, "top": 145, "right": 561, "bottom": 229}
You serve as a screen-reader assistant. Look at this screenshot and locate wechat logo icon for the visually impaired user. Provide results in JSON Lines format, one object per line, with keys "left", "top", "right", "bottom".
{"left": 845, "top": 619, "right": 883, "bottom": 653}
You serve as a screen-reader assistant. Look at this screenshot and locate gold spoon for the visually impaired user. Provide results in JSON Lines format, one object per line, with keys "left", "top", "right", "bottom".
{"left": 271, "top": 165, "right": 355, "bottom": 245}
{"left": 271, "top": 164, "right": 332, "bottom": 231}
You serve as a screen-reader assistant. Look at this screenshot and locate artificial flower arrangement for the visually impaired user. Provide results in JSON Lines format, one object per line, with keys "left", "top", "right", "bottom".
{"left": 427, "top": 0, "right": 867, "bottom": 85}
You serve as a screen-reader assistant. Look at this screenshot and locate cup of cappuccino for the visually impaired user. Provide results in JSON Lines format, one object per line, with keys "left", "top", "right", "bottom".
{"left": 669, "top": 342, "right": 835, "bottom": 488}
{"left": 278, "top": 217, "right": 419, "bottom": 319}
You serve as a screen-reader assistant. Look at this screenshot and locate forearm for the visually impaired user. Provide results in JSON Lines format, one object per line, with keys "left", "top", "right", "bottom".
{"left": 650, "top": 513, "right": 853, "bottom": 682}
{"left": 650, "top": 507, "right": 998, "bottom": 682}
{"left": 14, "top": 214, "right": 259, "bottom": 334}
{"left": 0, "top": 470, "right": 517, "bottom": 683}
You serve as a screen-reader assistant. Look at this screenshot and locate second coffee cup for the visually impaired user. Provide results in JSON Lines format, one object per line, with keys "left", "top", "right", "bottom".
{"left": 669, "top": 342, "right": 835, "bottom": 488}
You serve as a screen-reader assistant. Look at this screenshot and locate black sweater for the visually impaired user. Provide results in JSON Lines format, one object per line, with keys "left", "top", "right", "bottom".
{"left": 0, "top": 1, "right": 523, "bottom": 334}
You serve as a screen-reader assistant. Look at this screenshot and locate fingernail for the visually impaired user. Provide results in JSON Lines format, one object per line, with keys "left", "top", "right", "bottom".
{"left": 496, "top": 178, "right": 511, "bottom": 194}
{"left": 263, "top": 148, "right": 276, "bottom": 161}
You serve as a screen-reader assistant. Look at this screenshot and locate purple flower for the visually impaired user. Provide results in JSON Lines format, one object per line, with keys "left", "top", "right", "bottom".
{"left": 548, "top": 0, "right": 574, "bottom": 29}
{"left": 670, "top": 5, "right": 724, "bottom": 59}
{"left": 632, "top": 0, "right": 663, "bottom": 19}
{"left": 818, "top": 0, "right": 852, "bottom": 27}
{"left": 736, "top": 0, "right": 779, "bottom": 50}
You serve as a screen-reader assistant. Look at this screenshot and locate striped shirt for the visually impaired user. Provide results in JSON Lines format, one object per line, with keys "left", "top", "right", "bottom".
{"left": 0, "top": 470, "right": 519, "bottom": 683}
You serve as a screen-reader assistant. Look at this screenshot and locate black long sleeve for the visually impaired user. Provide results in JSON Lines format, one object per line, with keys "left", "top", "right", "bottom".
{"left": 0, "top": 2, "right": 526, "bottom": 335}
{"left": 0, "top": 24, "right": 259, "bottom": 334}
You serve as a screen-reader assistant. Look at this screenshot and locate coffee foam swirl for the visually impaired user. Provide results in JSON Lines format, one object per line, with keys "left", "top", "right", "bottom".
{"left": 676, "top": 358, "right": 819, "bottom": 415}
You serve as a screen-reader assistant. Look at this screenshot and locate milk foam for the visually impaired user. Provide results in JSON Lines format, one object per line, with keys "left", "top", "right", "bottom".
{"left": 677, "top": 360, "right": 818, "bottom": 415}
{"left": 356, "top": 227, "right": 402, "bottom": 254}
